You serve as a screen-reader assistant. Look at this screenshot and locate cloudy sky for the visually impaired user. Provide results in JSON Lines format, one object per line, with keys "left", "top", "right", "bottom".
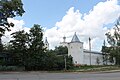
{"left": 2, "top": 0, "right": 120, "bottom": 51}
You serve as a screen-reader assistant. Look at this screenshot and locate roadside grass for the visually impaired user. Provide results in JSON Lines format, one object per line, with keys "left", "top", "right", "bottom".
{"left": 0, "top": 65, "right": 120, "bottom": 72}
{"left": 67, "top": 65, "right": 120, "bottom": 72}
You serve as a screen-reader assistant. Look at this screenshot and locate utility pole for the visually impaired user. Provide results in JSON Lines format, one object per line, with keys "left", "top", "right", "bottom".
{"left": 0, "top": 37, "right": 3, "bottom": 52}
{"left": 89, "top": 37, "right": 91, "bottom": 65}
{"left": 103, "top": 40, "right": 107, "bottom": 65}
{"left": 64, "top": 55, "right": 67, "bottom": 70}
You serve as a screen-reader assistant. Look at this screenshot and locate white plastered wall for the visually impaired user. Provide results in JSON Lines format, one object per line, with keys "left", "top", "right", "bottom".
{"left": 68, "top": 42, "right": 84, "bottom": 64}
{"left": 83, "top": 52, "right": 103, "bottom": 65}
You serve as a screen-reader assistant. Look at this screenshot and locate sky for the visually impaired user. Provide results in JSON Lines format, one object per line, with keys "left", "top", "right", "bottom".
{"left": 2, "top": 0, "right": 120, "bottom": 51}
{"left": 19, "top": 0, "right": 107, "bottom": 28}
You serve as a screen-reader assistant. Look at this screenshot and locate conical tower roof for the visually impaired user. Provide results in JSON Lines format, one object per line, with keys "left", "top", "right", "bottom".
{"left": 45, "top": 37, "right": 48, "bottom": 43}
{"left": 71, "top": 32, "right": 80, "bottom": 42}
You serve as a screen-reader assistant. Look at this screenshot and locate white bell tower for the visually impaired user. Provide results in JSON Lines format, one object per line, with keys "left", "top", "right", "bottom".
{"left": 44, "top": 37, "right": 49, "bottom": 50}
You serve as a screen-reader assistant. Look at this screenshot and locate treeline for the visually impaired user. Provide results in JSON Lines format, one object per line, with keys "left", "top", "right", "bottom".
{"left": 0, "top": 24, "right": 73, "bottom": 71}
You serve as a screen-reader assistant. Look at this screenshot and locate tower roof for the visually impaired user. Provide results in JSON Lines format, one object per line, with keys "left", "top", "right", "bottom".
{"left": 71, "top": 32, "right": 80, "bottom": 42}
{"left": 63, "top": 36, "right": 66, "bottom": 42}
{"left": 45, "top": 37, "right": 48, "bottom": 43}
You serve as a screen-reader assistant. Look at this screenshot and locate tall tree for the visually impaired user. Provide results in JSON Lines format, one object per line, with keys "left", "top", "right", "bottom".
{"left": 9, "top": 30, "right": 29, "bottom": 66}
{"left": 105, "top": 17, "right": 120, "bottom": 65}
{"left": 29, "top": 24, "right": 44, "bottom": 52}
{"left": 8, "top": 24, "right": 45, "bottom": 69}
{"left": 25, "top": 24, "right": 45, "bottom": 70}
{"left": 0, "top": 0, "right": 25, "bottom": 37}
{"left": 0, "top": 0, "right": 25, "bottom": 52}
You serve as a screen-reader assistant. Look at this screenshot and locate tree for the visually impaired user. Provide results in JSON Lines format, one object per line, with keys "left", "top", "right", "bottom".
{"left": 29, "top": 24, "right": 44, "bottom": 52}
{"left": 96, "top": 57, "right": 100, "bottom": 65}
{"left": 54, "top": 46, "right": 73, "bottom": 70}
{"left": 25, "top": 24, "right": 45, "bottom": 70}
{"left": 9, "top": 30, "right": 29, "bottom": 66}
{"left": 54, "top": 46, "right": 68, "bottom": 55}
{"left": 106, "top": 17, "right": 120, "bottom": 46}
{"left": 0, "top": 0, "right": 25, "bottom": 37}
{"left": 0, "top": 0, "right": 25, "bottom": 53}
{"left": 8, "top": 24, "right": 45, "bottom": 70}
{"left": 43, "top": 50, "right": 63, "bottom": 70}
{"left": 105, "top": 17, "right": 120, "bottom": 65}
{"left": 46, "top": 50, "right": 73, "bottom": 70}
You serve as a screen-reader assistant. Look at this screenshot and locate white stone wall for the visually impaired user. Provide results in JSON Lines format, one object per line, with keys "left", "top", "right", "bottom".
{"left": 83, "top": 51, "right": 103, "bottom": 65}
{"left": 68, "top": 42, "right": 84, "bottom": 64}
{"left": 83, "top": 53, "right": 90, "bottom": 65}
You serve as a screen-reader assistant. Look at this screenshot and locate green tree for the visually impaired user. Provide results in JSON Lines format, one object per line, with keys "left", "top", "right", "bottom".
{"left": 54, "top": 46, "right": 73, "bottom": 70}
{"left": 54, "top": 46, "right": 68, "bottom": 55}
{"left": 45, "top": 50, "right": 66, "bottom": 70}
{"left": 0, "top": 0, "right": 25, "bottom": 37}
{"left": 25, "top": 24, "right": 45, "bottom": 70}
{"left": 8, "top": 24, "right": 45, "bottom": 70}
{"left": 9, "top": 30, "right": 29, "bottom": 66}
{"left": 43, "top": 50, "right": 61, "bottom": 70}
{"left": 105, "top": 17, "right": 120, "bottom": 65}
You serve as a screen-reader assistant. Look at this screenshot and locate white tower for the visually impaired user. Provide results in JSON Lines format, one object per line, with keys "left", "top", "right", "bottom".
{"left": 68, "top": 32, "right": 84, "bottom": 65}
{"left": 44, "top": 37, "right": 49, "bottom": 50}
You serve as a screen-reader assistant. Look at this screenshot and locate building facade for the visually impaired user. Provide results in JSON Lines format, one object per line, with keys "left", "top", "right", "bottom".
{"left": 60, "top": 32, "right": 113, "bottom": 65}
{"left": 45, "top": 32, "right": 114, "bottom": 65}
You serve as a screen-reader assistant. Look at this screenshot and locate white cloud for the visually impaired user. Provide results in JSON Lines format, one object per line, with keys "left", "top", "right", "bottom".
{"left": 2, "top": 18, "right": 30, "bottom": 44}
{"left": 44, "top": 0, "right": 120, "bottom": 51}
